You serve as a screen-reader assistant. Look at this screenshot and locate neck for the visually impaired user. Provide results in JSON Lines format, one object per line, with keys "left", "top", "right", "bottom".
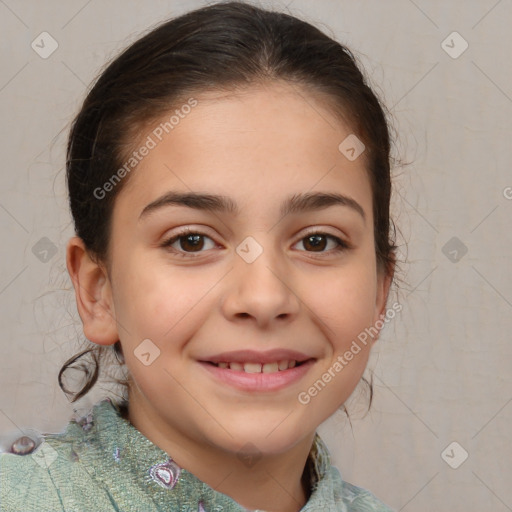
{"left": 123, "top": 398, "right": 315, "bottom": 512}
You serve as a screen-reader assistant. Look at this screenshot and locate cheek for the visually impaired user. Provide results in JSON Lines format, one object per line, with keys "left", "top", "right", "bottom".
{"left": 296, "top": 267, "right": 378, "bottom": 416}
{"left": 114, "top": 256, "right": 218, "bottom": 343}
{"left": 113, "top": 262, "right": 212, "bottom": 389}
{"left": 314, "top": 260, "right": 378, "bottom": 350}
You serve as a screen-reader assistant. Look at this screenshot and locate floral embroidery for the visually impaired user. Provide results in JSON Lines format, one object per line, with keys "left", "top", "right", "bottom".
{"left": 149, "top": 458, "right": 181, "bottom": 489}
{"left": 77, "top": 412, "right": 94, "bottom": 432}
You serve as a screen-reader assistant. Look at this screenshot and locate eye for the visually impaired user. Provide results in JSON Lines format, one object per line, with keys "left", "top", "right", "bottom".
{"left": 160, "top": 228, "right": 350, "bottom": 259}
{"left": 160, "top": 228, "right": 217, "bottom": 257}
{"left": 293, "top": 231, "right": 349, "bottom": 255}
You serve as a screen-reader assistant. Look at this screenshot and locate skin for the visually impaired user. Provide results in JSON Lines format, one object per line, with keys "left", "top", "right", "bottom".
{"left": 67, "top": 81, "right": 393, "bottom": 512}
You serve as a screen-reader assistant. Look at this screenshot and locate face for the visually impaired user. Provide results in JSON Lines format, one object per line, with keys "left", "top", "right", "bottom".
{"left": 78, "top": 81, "right": 391, "bottom": 458}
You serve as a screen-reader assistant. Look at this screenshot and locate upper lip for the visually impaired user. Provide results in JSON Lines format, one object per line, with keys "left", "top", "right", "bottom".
{"left": 200, "top": 349, "right": 314, "bottom": 365}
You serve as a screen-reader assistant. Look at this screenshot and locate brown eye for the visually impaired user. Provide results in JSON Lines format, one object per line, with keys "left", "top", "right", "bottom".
{"left": 303, "top": 234, "right": 328, "bottom": 252}
{"left": 177, "top": 233, "right": 205, "bottom": 252}
{"left": 161, "top": 229, "right": 216, "bottom": 257}
{"left": 295, "top": 232, "right": 349, "bottom": 254}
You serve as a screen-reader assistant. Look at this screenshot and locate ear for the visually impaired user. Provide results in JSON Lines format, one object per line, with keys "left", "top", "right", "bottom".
{"left": 66, "top": 236, "right": 119, "bottom": 346}
{"left": 372, "top": 255, "right": 396, "bottom": 343}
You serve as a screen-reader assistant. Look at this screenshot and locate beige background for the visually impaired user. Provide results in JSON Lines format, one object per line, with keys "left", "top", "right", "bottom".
{"left": 1, "top": 1, "right": 511, "bottom": 510}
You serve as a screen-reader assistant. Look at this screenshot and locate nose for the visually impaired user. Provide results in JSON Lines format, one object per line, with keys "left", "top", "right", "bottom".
{"left": 221, "top": 240, "right": 301, "bottom": 329}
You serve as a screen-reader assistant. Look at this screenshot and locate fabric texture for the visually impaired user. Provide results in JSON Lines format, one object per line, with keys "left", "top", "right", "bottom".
{"left": 0, "top": 397, "right": 394, "bottom": 511}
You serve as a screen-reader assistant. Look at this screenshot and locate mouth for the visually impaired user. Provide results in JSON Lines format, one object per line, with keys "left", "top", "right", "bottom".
{"left": 197, "top": 350, "right": 316, "bottom": 392}
{"left": 203, "top": 359, "right": 310, "bottom": 373}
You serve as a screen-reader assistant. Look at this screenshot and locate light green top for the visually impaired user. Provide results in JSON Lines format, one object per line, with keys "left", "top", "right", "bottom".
{"left": 0, "top": 397, "right": 394, "bottom": 511}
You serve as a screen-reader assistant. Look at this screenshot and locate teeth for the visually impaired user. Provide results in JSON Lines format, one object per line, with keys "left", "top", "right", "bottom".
{"left": 214, "top": 360, "right": 300, "bottom": 373}
{"left": 278, "top": 360, "right": 289, "bottom": 371}
{"left": 262, "top": 362, "right": 279, "bottom": 373}
{"left": 244, "top": 363, "right": 262, "bottom": 373}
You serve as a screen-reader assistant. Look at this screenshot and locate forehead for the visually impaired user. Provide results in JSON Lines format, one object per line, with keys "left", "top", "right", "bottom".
{"left": 116, "top": 82, "right": 372, "bottom": 221}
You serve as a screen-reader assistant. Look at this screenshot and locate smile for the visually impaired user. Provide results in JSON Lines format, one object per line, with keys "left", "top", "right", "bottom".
{"left": 208, "top": 360, "right": 301, "bottom": 373}
{"left": 198, "top": 358, "right": 316, "bottom": 392}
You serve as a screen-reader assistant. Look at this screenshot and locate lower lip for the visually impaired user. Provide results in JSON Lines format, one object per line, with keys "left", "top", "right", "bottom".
{"left": 198, "top": 359, "right": 315, "bottom": 392}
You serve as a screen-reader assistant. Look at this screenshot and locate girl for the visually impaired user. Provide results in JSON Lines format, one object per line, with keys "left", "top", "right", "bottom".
{"left": 1, "top": 2, "right": 399, "bottom": 510}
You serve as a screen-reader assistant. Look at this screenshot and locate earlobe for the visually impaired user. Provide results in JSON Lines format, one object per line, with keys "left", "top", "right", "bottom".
{"left": 66, "top": 236, "right": 119, "bottom": 346}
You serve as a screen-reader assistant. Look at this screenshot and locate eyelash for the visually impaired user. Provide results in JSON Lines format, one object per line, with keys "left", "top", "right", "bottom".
{"left": 160, "top": 227, "right": 350, "bottom": 259}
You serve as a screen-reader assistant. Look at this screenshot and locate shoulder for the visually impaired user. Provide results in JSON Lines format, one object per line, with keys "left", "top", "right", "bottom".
{"left": 330, "top": 468, "right": 396, "bottom": 511}
{"left": 0, "top": 405, "right": 116, "bottom": 512}
{"left": 0, "top": 439, "right": 65, "bottom": 512}
{"left": 307, "top": 434, "right": 395, "bottom": 512}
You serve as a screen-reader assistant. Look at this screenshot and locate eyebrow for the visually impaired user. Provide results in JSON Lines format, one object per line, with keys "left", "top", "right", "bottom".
{"left": 138, "top": 191, "right": 366, "bottom": 223}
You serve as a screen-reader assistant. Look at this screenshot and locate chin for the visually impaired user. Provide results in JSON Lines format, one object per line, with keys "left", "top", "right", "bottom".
{"left": 212, "top": 418, "right": 312, "bottom": 457}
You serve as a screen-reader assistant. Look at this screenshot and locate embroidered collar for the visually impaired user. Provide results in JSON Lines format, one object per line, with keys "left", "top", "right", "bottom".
{"left": 65, "top": 397, "right": 334, "bottom": 511}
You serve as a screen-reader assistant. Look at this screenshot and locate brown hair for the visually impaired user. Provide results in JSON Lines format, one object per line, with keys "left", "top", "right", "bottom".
{"left": 59, "top": 1, "right": 400, "bottom": 414}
